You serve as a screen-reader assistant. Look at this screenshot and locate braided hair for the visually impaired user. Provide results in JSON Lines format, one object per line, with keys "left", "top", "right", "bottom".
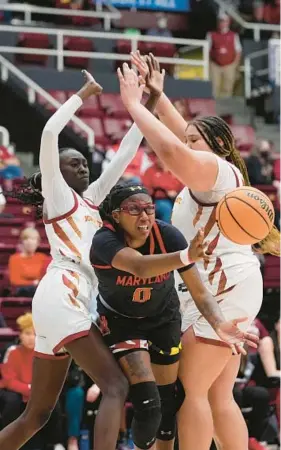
{"left": 99, "top": 182, "right": 150, "bottom": 226}
{"left": 190, "top": 116, "right": 280, "bottom": 256}
{"left": 7, "top": 148, "right": 71, "bottom": 220}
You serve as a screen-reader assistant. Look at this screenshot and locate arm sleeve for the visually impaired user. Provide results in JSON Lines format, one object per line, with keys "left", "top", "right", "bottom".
{"left": 84, "top": 123, "right": 143, "bottom": 206}
{"left": 1, "top": 349, "right": 31, "bottom": 397}
{"left": 40, "top": 95, "right": 83, "bottom": 219}
{"left": 90, "top": 230, "right": 126, "bottom": 266}
{"left": 160, "top": 222, "right": 194, "bottom": 273}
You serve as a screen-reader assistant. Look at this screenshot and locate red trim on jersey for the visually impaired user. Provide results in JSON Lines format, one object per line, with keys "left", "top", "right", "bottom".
{"left": 230, "top": 166, "right": 241, "bottom": 187}
{"left": 149, "top": 230, "right": 155, "bottom": 254}
{"left": 44, "top": 191, "right": 79, "bottom": 224}
{"left": 103, "top": 221, "right": 116, "bottom": 232}
{"left": 189, "top": 162, "right": 242, "bottom": 206}
{"left": 83, "top": 197, "right": 99, "bottom": 210}
{"left": 92, "top": 264, "right": 112, "bottom": 270}
{"left": 153, "top": 222, "right": 167, "bottom": 254}
{"left": 111, "top": 339, "right": 148, "bottom": 351}
{"left": 34, "top": 351, "right": 69, "bottom": 360}
{"left": 53, "top": 330, "right": 90, "bottom": 353}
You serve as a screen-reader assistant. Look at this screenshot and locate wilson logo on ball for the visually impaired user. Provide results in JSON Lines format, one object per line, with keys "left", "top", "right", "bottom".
{"left": 246, "top": 192, "right": 274, "bottom": 221}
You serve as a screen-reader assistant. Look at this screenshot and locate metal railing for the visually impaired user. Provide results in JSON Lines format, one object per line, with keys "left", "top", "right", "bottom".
{"left": 0, "top": 2, "right": 121, "bottom": 31}
{"left": 244, "top": 48, "right": 269, "bottom": 98}
{"left": 0, "top": 55, "right": 95, "bottom": 147}
{"left": 244, "top": 39, "right": 280, "bottom": 99}
{"left": 213, "top": 0, "right": 280, "bottom": 42}
{"left": 0, "top": 25, "right": 210, "bottom": 79}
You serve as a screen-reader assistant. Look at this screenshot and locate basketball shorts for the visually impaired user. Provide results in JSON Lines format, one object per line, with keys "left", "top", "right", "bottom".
{"left": 179, "top": 268, "right": 263, "bottom": 344}
{"left": 32, "top": 267, "right": 94, "bottom": 359}
{"left": 99, "top": 304, "right": 182, "bottom": 365}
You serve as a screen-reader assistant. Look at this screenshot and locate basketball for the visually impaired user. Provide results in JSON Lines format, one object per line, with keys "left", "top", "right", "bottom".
{"left": 216, "top": 186, "right": 275, "bottom": 245}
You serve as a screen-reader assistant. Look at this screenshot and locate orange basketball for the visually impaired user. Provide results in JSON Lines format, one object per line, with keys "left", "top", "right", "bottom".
{"left": 216, "top": 186, "right": 275, "bottom": 245}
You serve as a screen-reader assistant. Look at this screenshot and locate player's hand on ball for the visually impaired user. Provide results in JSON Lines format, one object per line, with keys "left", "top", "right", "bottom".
{"left": 215, "top": 317, "right": 260, "bottom": 355}
{"left": 188, "top": 227, "right": 210, "bottom": 263}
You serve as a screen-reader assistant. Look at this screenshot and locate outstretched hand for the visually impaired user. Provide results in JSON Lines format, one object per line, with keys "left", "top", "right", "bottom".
{"left": 117, "top": 63, "right": 144, "bottom": 110}
{"left": 131, "top": 51, "right": 165, "bottom": 97}
{"left": 215, "top": 318, "right": 260, "bottom": 355}
{"left": 188, "top": 227, "right": 210, "bottom": 263}
{"left": 77, "top": 70, "right": 103, "bottom": 101}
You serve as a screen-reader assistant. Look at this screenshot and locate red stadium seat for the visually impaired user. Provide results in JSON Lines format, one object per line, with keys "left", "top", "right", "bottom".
{"left": 231, "top": 125, "right": 255, "bottom": 153}
{"left": 187, "top": 98, "right": 216, "bottom": 117}
{"left": 67, "top": 91, "right": 103, "bottom": 118}
{"left": 64, "top": 37, "right": 94, "bottom": 69}
{"left": 71, "top": 118, "right": 110, "bottom": 146}
{"left": 99, "top": 94, "right": 130, "bottom": 119}
{"left": 0, "top": 297, "right": 32, "bottom": 329}
{"left": 263, "top": 255, "right": 280, "bottom": 289}
{"left": 16, "top": 33, "right": 50, "bottom": 65}
{"left": 37, "top": 90, "right": 67, "bottom": 112}
{"left": 103, "top": 118, "right": 132, "bottom": 141}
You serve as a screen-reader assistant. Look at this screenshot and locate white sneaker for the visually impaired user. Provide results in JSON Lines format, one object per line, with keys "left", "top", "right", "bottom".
{"left": 54, "top": 445, "right": 66, "bottom": 450}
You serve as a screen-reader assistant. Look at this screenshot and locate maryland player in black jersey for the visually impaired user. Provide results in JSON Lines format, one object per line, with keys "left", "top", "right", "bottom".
{"left": 90, "top": 183, "right": 259, "bottom": 450}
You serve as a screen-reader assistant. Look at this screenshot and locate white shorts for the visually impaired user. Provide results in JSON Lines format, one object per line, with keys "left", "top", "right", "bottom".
{"left": 180, "top": 269, "right": 263, "bottom": 344}
{"left": 32, "top": 267, "right": 93, "bottom": 359}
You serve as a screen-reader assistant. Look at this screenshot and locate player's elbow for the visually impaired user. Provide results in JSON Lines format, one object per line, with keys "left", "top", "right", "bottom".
{"left": 130, "top": 259, "right": 148, "bottom": 278}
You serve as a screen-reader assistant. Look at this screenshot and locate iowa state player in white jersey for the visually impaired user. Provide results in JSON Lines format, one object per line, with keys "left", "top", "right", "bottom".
{"left": 0, "top": 71, "right": 163, "bottom": 450}
{"left": 119, "top": 54, "right": 280, "bottom": 450}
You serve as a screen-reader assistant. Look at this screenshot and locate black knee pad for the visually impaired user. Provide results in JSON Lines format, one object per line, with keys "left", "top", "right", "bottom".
{"left": 130, "top": 381, "right": 162, "bottom": 450}
{"left": 157, "top": 378, "right": 186, "bottom": 442}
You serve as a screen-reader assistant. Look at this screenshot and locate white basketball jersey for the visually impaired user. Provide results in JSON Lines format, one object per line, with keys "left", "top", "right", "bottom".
{"left": 44, "top": 192, "right": 102, "bottom": 283}
{"left": 172, "top": 156, "right": 260, "bottom": 297}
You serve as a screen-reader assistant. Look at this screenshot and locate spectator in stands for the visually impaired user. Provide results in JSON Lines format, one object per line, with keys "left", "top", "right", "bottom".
{"left": 64, "top": 362, "right": 85, "bottom": 450}
{"left": 0, "top": 146, "right": 23, "bottom": 187}
{"left": 146, "top": 13, "right": 172, "bottom": 38}
{"left": 252, "top": 316, "right": 280, "bottom": 429}
{"left": 246, "top": 139, "right": 275, "bottom": 185}
{"left": 0, "top": 313, "right": 65, "bottom": 449}
{"left": 263, "top": 0, "right": 280, "bottom": 24}
{"left": 207, "top": 13, "right": 242, "bottom": 98}
{"left": 8, "top": 227, "right": 50, "bottom": 297}
{"left": 142, "top": 156, "right": 184, "bottom": 222}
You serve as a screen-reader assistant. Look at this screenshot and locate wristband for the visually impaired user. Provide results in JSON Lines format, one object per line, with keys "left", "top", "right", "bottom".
{"left": 179, "top": 248, "right": 193, "bottom": 266}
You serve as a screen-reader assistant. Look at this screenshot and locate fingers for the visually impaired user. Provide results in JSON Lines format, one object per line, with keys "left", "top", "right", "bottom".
{"left": 147, "top": 55, "right": 154, "bottom": 79}
{"left": 117, "top": 67, "right": 124, "bottom": 83}
{"left": 235, "top": 343, "right": 247, "bottom": 355}
{"left": 193, "top": 227, "right": 205, "bottom": 245}
{"left": 149, "top": 53, "right": 160, "bottom": 72}
{"left": 232, "top": 317, "right": 248, "bottom": 325}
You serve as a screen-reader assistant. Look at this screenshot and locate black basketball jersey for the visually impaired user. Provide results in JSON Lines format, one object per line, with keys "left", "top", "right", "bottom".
{"left": 90, "top": 219, "right": 194, "bottom": 318}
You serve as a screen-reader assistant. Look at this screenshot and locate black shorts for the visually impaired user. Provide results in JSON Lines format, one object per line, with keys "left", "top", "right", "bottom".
{"left": 99, "top": 305, "right": 181, "bottom": 365}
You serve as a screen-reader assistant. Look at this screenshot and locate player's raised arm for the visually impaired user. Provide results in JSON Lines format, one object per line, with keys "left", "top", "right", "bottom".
{"left": 131, "top": 51, "right": 187, "bottom": 141}
{"left": 84, "top": 69, "right": 165, "bottom": 206}
{"left": 118, "top": 63, "right": 219, "bottom": 192}
{"left": 40, "top": 70, "right": 102, "bottom": 217}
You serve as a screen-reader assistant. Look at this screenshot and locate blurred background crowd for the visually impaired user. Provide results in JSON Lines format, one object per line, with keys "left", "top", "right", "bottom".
{"left": 0, "top": 0, "right": 279, "bottom": 449}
